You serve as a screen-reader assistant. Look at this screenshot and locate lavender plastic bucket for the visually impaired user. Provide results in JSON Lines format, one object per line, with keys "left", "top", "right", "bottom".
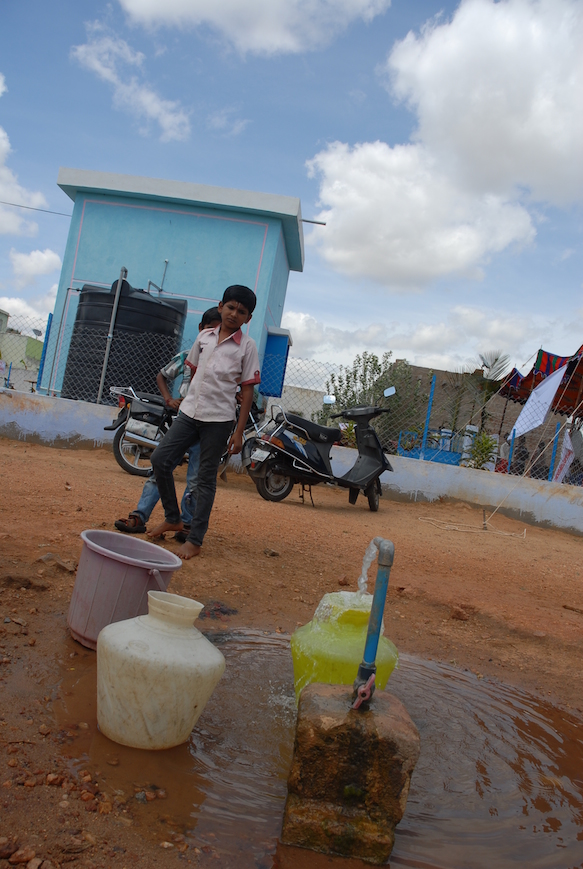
{"left": 67, "top": 530, "right": 182, "bottom": 650}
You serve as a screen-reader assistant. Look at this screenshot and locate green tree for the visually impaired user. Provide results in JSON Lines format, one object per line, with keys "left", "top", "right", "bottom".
{"left": 469, "top": 351, "right": 511, "bottom": 431}
{"left": 316, "top": 352, "right": 429, "bottom": 452}
{"left": 465, "top": 430, "right": 498, "bottom": 469}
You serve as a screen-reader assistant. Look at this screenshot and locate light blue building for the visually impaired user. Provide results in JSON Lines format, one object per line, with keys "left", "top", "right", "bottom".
{"left": 40, "top": 168, "right": 302, "bottom": 398}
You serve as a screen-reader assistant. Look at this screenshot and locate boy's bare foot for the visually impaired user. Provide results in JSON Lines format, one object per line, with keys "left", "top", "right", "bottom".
{"left": 178, "top": 541, "right": 201, "bottom": 560}
{"left": 147, "top": 520, "right": 183, "bottom": 540}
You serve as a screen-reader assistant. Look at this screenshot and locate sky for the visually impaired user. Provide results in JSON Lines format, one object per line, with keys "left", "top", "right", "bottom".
{"left": 0, "top": 0, "right": 582, "bottom": 374}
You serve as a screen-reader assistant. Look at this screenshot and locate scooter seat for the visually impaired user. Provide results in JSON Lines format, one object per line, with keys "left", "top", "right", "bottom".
{"left": 286, "top": 413, "right": 342, "bottom": 444}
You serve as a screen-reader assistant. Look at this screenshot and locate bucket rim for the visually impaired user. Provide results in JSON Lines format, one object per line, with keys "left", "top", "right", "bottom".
{"left": 80, "top": 529, "right": 182, "bottom": 570}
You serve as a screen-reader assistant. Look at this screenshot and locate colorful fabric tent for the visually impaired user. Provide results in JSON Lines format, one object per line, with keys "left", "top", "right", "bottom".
{"left": 499, "top": 344, "right": 583, "bottom": 418}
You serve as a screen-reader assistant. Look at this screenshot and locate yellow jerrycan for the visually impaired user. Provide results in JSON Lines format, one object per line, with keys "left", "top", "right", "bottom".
{"left": 290, "top": 538, "right": 398, "bottom": 703}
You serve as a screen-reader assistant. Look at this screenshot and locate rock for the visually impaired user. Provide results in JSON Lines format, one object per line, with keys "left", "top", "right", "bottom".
{"left": 451, "top": 606, "right": 469, "bottom": 621}
{"left": 26, "top": 859, "right": 42, "bottom": 869}
{"left": 281, "top": 683, "right": 420, "bottom": 865}
{"left": 38, "top": 725, "right": 50, "bottom": 736}
{"left": 264, "top": 548, "right": 280, "bottom": 557}
{"left": 337, "top": 576, "right": 350, "bottom": 587}
{"left": 8, "top": 847, "right": 36, "bottom": 864}
{"left": 0, "top": 841, "right": 18, "bottom": 860}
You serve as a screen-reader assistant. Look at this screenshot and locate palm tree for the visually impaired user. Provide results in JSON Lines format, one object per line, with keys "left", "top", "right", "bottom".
{"left": 473, "top": 351, "right": 511, "bottom": 431}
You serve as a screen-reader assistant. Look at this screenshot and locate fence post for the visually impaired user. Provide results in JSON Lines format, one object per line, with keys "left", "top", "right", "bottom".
{"left": 507, "top": 429, "right": 516, "bottom": 470}
{"left": 96, "top": 266, "right": 127, "bottom": 404}
{"left": 36, "top": 312, "right": 52, "bottom": 391}
{"left": 420, "top": 375, "right": 436, "bottom": 461}
{"left": 548, "top": 422, "right": 561, "bottom": 481}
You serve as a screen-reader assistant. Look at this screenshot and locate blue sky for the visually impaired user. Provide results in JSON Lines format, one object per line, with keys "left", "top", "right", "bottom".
{"left": 1, "top": 0, "right": 582, "bottom": 372}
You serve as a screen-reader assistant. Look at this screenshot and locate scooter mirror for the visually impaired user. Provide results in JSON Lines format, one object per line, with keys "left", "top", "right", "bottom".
{"left": 323, "top": 395, "right": 336, "bottom": 405}
{"left": 383, "top": 386, "right": 396, "bottom": 397}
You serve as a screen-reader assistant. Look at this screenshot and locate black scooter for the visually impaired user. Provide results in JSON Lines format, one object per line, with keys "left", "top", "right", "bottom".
{"left": 242, "top": 387, "right": 395, "bottom": 511}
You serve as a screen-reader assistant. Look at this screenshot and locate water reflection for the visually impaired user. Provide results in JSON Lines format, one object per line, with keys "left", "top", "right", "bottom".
{"left": 53, "top": 631, "right": 583, "bottom": 869}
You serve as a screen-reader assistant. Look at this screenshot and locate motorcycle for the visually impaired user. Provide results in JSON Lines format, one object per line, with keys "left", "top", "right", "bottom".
{"left": 241, "top": 387, "right": 395, "bottom": 511}
{"left": 104, "top": 386, "right": 175, "bottom": 477}
{"left": 105, "top": 385, "right": 266, "bottom": 479}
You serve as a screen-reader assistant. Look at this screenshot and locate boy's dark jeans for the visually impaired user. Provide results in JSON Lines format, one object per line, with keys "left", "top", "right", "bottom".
{"left": 151, "top": 412, "right": 233, "bottom": 547}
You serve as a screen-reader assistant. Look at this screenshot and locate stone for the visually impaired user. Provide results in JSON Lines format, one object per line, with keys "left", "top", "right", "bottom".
{"left": 281, "top": 683, "right": 420, "bottom": 865}
{"left": 8, "top": 848, "right": 35, "bottom": 865}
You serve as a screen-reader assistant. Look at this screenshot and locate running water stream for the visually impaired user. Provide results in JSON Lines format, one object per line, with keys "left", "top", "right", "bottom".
{"left": 53, "top": 630, "right": 583, "bottom": 869}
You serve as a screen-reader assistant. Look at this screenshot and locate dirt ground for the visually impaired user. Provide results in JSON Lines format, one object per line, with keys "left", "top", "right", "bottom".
{"left": 1, "top": 439, "right": 582, "bottom": 868}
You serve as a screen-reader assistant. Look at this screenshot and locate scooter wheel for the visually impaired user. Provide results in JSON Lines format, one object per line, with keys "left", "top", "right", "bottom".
{"left": 365, "top": 480, "right": 380, "bottom": 512}
{"left": 112, "top": 427, "right": 155, "bottom": 477}
{"left": 255, "top": 463, "right": 294, "bottom": 502}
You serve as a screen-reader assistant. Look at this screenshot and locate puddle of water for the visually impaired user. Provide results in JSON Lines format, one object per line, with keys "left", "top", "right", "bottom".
{"left": 52, "top": 631, "right": 583, "bottom": 869}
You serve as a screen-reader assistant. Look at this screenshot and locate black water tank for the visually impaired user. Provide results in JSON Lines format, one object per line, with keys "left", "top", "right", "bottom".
{"left": 61, "top": 280, "right": 187, "bottom": 404}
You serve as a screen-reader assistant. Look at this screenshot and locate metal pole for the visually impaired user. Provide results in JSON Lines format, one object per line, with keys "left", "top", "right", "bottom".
{"left": 420, "top": 375, "right": 436, "bottom": 461}
{"left": 548, "top": 421, "right": 561, "bottom": 481}
{"left": 96, "top": 267, "right": 127, "bottom": 404}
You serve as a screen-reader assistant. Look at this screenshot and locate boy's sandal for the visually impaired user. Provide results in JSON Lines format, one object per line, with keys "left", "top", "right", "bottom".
{"left": 115, "top": 515, "right": 147, "bottom": 534}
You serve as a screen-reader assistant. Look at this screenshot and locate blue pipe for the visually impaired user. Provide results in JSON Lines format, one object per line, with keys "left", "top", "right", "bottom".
{"left": 352, "top": 538, "right": 395, "bottom": 708}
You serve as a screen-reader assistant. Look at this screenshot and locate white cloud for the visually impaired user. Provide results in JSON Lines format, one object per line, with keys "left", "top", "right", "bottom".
{"left": 0, "top": 284, "right": 58, "bottom": 322}
{"left": 386, "top": 0, "right": 583, "bottom": 206}
{"left": 283, "top": 304, "right": 544, "bottom": 370}
{"left": 307, "top": 140, "right": 534, "bottom": 286}
{"left": 307, "top": 0, "right": 583, "bottom": 289}
{"left": 10, "top": 248, "right": 62, "bottom": 289}
{"left": 71, "top": 23, "right": 191, "bottom": 142}
{"left": 0, "top": 79, "right": 47, "bottom": 236}
{"left": 118, "top": 0, "right": 391, "bottom": 55}
{"left": 206, "top": 108, "right": 250, "bottom": 137}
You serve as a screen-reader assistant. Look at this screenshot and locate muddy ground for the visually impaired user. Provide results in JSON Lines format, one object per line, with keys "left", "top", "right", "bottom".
{"left": 1, "top": 440, "right": 582, "bottom": 868}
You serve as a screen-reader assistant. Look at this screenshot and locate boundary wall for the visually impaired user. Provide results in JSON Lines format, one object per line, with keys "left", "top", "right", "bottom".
{"left": 2, "top": 391, "right": 582, "bottom": 535}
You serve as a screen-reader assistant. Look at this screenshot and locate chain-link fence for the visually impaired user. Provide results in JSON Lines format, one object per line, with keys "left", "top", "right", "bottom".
{"left": 0, "top": 311, "right": 46, "bottom": 394}
{"left": 2, "top": 309, "right": 579, "bottom": 485}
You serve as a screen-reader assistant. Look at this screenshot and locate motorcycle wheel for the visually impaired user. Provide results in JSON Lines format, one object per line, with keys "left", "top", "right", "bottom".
{"left": 365, "top": 480, "right": 380, "bottom": 512}
{"left": 255, "top": 463, "right": 294, "bottom": 502}
{"left": 112, "top": 427, "right": 155, "bottom": 477}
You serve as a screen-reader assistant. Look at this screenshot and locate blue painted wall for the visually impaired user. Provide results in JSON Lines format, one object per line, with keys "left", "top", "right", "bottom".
{"left": 41, "top": 181, "right": 302, "bottom": 396}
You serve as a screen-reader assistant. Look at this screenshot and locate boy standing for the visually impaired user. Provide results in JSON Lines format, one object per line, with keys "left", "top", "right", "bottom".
{"left": 149, "top": 285, "right": 260, "bottom": 559}
{"left": 114, "top": 307, "right": 221, "bottom": 538}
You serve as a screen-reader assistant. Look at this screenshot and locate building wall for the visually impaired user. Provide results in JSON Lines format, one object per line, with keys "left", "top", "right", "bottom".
{"left": 41, "top": 191, "right": 295, "bottom": 394}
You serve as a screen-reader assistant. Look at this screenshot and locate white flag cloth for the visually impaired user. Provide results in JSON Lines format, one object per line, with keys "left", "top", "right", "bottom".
{"left": 511, "top": 363, "right": 568, "bottom": 439}
{"left": 553, "top": 430, "right": 574, "bottom": 483}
